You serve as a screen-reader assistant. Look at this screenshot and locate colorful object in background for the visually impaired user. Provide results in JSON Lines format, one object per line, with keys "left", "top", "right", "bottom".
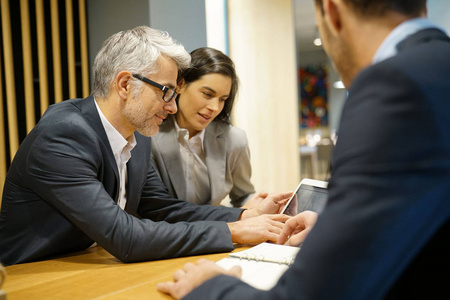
{"left": 299, "top": 65, "right": 328, "bottom": 128}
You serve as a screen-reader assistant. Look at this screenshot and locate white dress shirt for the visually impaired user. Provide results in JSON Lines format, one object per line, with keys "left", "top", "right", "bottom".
{"left": 174, "top": 120, "right": 211, "bottom": 205}
{"left": 95, "top": 100, "right": 136, "bottom": 210}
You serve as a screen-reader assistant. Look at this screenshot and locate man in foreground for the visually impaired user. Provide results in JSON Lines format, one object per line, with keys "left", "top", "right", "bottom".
{"left": 158, "top": 0, "right": 450, "bottom": 298}
{"left": 0, "top": 26, "right": 291, "bottom": 266}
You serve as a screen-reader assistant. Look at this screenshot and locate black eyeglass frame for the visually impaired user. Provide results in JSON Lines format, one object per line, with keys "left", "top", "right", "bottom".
{"left": 132, "top": 73, "right": 178, "bottom": 103}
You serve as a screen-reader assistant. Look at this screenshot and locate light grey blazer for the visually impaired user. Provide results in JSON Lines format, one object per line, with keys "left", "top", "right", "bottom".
{"left": 151, "top": 116, "right": 255, "bottom": 207}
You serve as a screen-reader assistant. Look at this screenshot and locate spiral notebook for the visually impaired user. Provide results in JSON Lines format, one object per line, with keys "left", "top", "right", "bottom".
{"left": 216, "top": 243, "right": 300, "bottom": 290}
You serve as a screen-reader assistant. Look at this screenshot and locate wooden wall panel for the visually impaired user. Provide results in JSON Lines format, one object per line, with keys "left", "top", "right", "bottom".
{"left": 0, "top": 49, "right": 6, "bottom": 206}
{"left": 66, "top": 0, "right": 77, "bottom": 99}
{"left": 1, "top": 0, "right": 19, "bottom": 159}
{"left": 0, "top": 0, "right": 89, "bottom": 202}
{"left": 20, "top": 0, "right": 36, "bottom": 133}
{"left": 51, "top": 0, "right": 63, "bottom": 103}
{"left": 78, "top": 0, "right": 89, "bottom": 97}
{"left": 36, "top": 0, "right": 49, "bottom": 116}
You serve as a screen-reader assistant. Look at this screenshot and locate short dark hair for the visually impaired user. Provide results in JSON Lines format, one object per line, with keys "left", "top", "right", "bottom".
{"left": 178, "top": 47, "right": 239, "bottom": 124}
{"left": 315, "top": 0, "right": 427, "bottom": 17}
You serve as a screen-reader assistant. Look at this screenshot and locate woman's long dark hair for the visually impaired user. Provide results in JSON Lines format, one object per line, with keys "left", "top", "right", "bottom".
{"left": 178, "top": 47, "right": 239, "bottom": 124}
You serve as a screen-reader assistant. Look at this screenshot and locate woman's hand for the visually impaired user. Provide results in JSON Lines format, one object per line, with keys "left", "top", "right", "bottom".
{"left": 240, "top": 191, "right": 293, "bottom": 219}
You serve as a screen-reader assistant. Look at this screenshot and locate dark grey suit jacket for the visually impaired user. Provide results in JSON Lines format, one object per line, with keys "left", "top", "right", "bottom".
{"left": 0, "top": 96, "right": 242, "bottom": 266}
{"left": 185, "top": 28, "right": 450, "bottom": 300}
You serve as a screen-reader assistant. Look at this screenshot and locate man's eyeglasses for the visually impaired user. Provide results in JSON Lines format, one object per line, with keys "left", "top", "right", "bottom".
{"left": 132, "top": 74, "right": 178, "bottom": 103}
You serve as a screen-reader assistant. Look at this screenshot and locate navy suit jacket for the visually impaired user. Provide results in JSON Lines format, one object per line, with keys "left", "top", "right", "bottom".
{"left": 0, "top": 96, "right": 242, "bottom": 266}
{"left": 185, "top": 28, "right": 450, "bottom": 299}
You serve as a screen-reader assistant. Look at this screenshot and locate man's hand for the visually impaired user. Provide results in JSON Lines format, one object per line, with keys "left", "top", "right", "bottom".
{"left": 157, "top": 259, "right": 241, "bottom": 299}
{"left": 228, "top": 214, "right": 290, "bottom": 244}
{"left": 240, "top": 191, "right": 293, "bottom": 219}
{"left": 277, "top": 210, "right": 318, "bottom": 246}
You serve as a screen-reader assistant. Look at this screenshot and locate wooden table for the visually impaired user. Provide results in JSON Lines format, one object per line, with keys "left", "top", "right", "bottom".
{"left": 2, "top": 245, "right": 250, "bottom": 299}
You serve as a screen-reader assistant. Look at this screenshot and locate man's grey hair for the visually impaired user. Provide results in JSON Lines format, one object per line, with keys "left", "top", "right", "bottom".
{"left": 91, "top": 26, "right": 191, "bottom": 99}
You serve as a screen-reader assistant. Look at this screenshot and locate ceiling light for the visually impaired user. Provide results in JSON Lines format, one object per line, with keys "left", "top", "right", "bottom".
{"left": 313, "top": 37, "right": 322, "bottom": 46}
{"left": 333, "top": 80, "right": 346, "bottom": 89}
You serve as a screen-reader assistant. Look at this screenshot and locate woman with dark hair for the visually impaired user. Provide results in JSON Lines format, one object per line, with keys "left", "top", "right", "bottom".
{"left": 151, "top": 47, "right": 257, "bottom": 207}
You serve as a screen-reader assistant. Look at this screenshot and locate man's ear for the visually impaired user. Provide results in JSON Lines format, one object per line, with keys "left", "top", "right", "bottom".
{"left": 323, "top": 0, "right": 342, "bottom": 34}
{"left": 114, "top": 71, "right": 133, "bottom": 100}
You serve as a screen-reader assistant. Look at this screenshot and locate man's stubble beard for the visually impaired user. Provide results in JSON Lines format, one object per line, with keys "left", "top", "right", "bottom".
{"left": 122, "top": 96, "right": 160, "bottom": 137}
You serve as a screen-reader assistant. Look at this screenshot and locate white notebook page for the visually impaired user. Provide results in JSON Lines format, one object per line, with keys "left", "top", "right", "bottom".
{"left": 216, "top": 243, "right": 300, "bottom": 290}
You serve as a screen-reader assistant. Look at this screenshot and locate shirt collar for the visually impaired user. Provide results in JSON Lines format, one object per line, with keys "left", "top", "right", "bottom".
{"left": 94, "top": 99, "right": 137, "bottom": 157}
{"left": 174, "top": 118, "right": 206, "bottom": 151}
{"left": 372, "top": 18, "right": 444, "bottom": 64}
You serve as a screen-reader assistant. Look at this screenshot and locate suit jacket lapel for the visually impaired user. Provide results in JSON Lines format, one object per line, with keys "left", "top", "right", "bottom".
{"left": 80, "top": 96, "right": 120, "bottom": 201}
{"left": 125, "top": 133, "right": 149, "bottom": 216}
{"left": 204, "top": 121, "right": 227, "bottom": 202}
{"left": 157, "top": 118, "right": 187, "bottom": 200}
{"left": 126, "top": 156, "right": 139, "bottom": 215}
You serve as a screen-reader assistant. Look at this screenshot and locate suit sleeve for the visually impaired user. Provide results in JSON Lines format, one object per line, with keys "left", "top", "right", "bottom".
{"left": 183, "top": 61, "right": 450, "bottom": 298}
{"left": 136, "top": 163, "right": 244, "bottom": 223}
{"left": 26, "top": 118, "right": 239, "bottom": 263}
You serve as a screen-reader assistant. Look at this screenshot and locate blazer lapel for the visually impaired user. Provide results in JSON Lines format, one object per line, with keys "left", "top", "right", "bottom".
{"left": 204, "top": 122, "right": 227, "bottom": 203}
{"left": 157, "top": 119, "right": 187, "bottom": 200}
{"left": 80, "top": 96, "right": 120, "bottom": 201}
{"left": 125, "top": 133, "right": 150, "bottom": 216}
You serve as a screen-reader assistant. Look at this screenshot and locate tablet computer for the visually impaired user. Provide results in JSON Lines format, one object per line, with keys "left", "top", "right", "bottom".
{"left": 281, "top": 178, "right": 328, "bottom": 215}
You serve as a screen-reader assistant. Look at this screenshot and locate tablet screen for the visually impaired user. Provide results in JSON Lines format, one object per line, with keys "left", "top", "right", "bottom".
{"left": 282, "top": 179, "right": 328, "bottom": 215}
